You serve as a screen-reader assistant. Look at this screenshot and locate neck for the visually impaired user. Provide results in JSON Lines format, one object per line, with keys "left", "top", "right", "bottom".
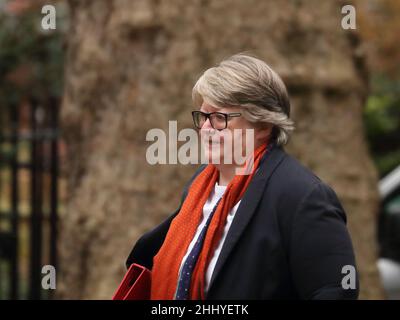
{"left": 217, "top": 164, "right": 237, "bottom": 186}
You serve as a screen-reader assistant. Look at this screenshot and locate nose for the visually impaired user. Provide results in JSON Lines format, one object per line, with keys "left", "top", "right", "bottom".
{"left": 200, "top": 118, "right": 217, "bottom": 139}
{"left": 201, "top": 117, "right": 213, "bottom": 130}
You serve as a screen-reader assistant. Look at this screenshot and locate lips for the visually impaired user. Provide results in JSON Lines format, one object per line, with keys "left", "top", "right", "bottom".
{"left": 202, "top": 139, "right": 222, "bottom": 146}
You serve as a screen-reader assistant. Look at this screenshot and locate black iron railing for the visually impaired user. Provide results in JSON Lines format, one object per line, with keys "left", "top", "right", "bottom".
{"left": 0, "top": 98, "right": 59, "bottom": 300}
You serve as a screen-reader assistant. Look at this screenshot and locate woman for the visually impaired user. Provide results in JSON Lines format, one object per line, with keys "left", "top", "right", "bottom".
{"left": 126, "top": 53, "right": 359, "bottom": 300}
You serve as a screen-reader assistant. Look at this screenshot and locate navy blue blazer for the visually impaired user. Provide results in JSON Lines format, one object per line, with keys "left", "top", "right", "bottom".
{"left": 126, "top": 145, "right": 359, "bottom": 299}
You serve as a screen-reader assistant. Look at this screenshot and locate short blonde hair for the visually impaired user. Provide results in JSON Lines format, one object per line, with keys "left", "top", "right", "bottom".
{"left": 192, "top": 53, "right": 294, "bottom": 145}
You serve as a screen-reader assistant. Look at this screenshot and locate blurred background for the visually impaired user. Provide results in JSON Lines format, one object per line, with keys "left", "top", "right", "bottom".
{"left": 0, "top": 0, "right": 399, "bottom": 300}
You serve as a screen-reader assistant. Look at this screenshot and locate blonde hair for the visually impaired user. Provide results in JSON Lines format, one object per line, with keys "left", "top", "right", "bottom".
{"left": 192, "top": 53, "right": 294, "bottom": 145}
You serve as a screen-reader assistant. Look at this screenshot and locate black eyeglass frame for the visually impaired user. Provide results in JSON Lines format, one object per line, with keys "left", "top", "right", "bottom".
{"left": 191, "top": 111, "right": 242, "bottom": 131}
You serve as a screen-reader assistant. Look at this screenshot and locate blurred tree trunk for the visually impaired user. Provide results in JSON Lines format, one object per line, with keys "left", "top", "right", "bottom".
{"left": 58, "top": 0, "right": 384, "bottom": 299}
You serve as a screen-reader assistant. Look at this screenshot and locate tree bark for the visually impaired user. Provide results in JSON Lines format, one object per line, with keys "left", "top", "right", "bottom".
{"left": 58, "top": 0, "right": 384, "bottom": 299}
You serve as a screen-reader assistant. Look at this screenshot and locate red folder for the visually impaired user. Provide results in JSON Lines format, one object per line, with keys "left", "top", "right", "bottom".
{"left": 112, "top": 263, "right": 151, "bottom": 300}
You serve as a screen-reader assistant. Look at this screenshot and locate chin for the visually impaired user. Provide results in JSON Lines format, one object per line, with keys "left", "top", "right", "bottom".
{"left": 207, "top": 150, "right": 233, "bottom": 166}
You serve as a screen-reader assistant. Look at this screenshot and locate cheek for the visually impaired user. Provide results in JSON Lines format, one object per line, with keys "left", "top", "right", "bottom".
{"left": 231, "top": 128, "right": 255, "bottom": 147}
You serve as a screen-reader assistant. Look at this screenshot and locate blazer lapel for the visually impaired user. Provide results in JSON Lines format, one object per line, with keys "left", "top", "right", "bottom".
{"left": 207, "top": 145, "right": 287, "bottom": 294}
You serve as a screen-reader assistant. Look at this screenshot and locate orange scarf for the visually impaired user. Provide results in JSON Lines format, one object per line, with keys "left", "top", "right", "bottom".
{"left": 151, "top": 141, "right": 270, "bottom": 299}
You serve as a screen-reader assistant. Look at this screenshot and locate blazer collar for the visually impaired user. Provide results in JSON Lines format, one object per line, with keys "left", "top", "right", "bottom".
{"left": 206, "top": 144, "right": 287, "bottom": 295}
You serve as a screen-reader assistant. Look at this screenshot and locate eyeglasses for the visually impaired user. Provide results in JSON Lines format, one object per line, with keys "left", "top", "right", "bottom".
{"left": 191, "top": 111, "right": 242, "bottom": 130}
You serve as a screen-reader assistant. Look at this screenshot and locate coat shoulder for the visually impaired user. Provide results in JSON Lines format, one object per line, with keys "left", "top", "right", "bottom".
{"left": 266, "top": 150, "right": 347, "bottom": 250}
{"left": 266, "top": 150, "right": 345, "bottom": 225}
{"left": 269, "top": 151, "right": 324, "bottom": 199}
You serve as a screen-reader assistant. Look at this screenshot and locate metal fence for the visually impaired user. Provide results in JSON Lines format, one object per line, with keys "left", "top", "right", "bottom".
{"left": 0, "top": 99, "right": 59, "bottom": 299}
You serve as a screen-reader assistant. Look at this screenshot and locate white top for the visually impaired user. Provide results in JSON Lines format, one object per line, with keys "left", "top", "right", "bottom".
{"left": 174, "top": 182, "right": 241, "bottom": 298}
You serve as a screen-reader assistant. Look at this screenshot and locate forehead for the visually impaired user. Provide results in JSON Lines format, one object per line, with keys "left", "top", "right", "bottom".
{"left": 200, "top": 102, "right": 240, "bottom": 113}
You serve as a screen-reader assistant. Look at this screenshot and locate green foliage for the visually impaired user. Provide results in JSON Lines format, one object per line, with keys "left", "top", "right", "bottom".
{"left": 0, "top": 8, "right": 65, "bottom": 106}
{"left": 364, "top": 75, "right": 400, "bottom": 177}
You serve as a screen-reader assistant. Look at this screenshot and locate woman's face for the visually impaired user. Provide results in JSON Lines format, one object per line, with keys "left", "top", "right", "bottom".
{"left": 198, "top": 102, "right": 271, "bottom": 167}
